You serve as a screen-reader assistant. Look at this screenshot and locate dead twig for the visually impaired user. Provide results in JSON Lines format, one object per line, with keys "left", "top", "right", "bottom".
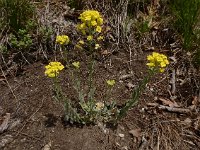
{"left": 170, "top": 69, "right": 176, "bottom": 95}
{"left": 12, "top": 130, "right": 42, "bottom": 141}
{"left": 147, "top": 103, "right": 191, "bottom": 114}
{"left": 0, "top": 66, "right": 18, "bottom": 103}
{"left": 119, "top": 74, "right": 134, "bottom": 80}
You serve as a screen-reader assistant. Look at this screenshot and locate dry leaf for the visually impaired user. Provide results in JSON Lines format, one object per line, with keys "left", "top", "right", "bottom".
{"left": 101, "top": 50, "right": 110, "bottom": 55}
{"left": 0, "top": 113, "right": 10, "bottom": 133}
{"left": 118, "top": 133, "right": 125, "bottom": 138}
{"left": 8, "top": 119, "right": 21, "bottom": 130}
{"left": 153, "top": 0, "right": 160, "bottom": 7}
{"left": 42, "top": 142, "right": 51, "bottom": 150}
{"left": 192, "top": 96, "right": 198, "bottom": 105}
{"left": 0, "top": 76, "right": 5, "bottom": 82}
{"left": 129, "top": 128, "right": 141, "bottom": 138}
{"left": 182, "top": 118, "right": 192, "bottom": 127}
{"left": 158, "top": 98, "right": 179, "bottom": 108}
{"left": 126, "top": 82, "right": 135, "bottom": 90}
{"left": 194, "top": 117, "right": 200, "bottom": 130}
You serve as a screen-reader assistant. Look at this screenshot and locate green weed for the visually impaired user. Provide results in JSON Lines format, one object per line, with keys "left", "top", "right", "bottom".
{"left": 169, "top": 0, "right": 200, "bottom": 50}
{"left": 0, "top": 0, "right": 35, "bottom": 32}
{"left": 9, "top": 29, "right": 32, "bottom": 51}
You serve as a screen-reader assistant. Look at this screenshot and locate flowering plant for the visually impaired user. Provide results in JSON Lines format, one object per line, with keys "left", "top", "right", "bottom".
{"left": 76, "top": 10, "right": 104, "bottom": 52}
{"left": 56, "top": 35, "right": 70, "bottom": 45}
{"left": 45, "top": 9, "right": 170, "bottom": 125}
{"left": 117, "top": 52, "right": 169, "bottom": 121}
{"left": 147, "top": 52, "right": 169, "bottom": 72}
{"left": 77, "top": 10, "right": 103, "bottom": 34}
{"left": 45, "top": 62, "right": 64, "bottom": 78}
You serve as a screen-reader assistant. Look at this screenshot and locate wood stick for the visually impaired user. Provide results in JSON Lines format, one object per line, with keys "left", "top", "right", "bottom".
{"left": 147, "top": 103, "right": 191, "bottom": 114}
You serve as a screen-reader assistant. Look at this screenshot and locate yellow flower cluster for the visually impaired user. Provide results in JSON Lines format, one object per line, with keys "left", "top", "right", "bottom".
{"left": 56, "top": 35, "right": 70, "bottom": 45}
{"left": 77, "top": 10, "right": 103, "bottom": 35}
{"left": 45, "top": 62, "right": 64, "bottom": 78}
{"left": 76, "top": 10, "right": 104, "bottom": 51}
{"left": 147, "top": 52, "right": 169, "bottom": 72}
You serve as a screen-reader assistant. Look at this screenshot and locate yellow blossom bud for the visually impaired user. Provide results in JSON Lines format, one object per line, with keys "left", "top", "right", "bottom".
{"left": 56, "top": 35, "right": 70, "bottom": 45}
{"left": 96, "top": 26, "right": 102, "bottom": 33}
{"left": 91, "top": 20, "right": 97, "bottom": 26}
{"left": 95, "top": 44, "right": 100, "bottom": 49}
{"left": 78, "top": 40, "right": 84, "bottom": 45}
{"left": 87, "top": 35, "right": 93, "bottom": 41}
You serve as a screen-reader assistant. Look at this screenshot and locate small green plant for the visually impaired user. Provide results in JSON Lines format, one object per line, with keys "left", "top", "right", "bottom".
{"left": 45, "top": 10, "right": 170, "bottom": 125}
{"left": 39, "top": 26, "right": 53, "bottom": 42}
{"left": 9, "top": 29, "right": 32, "bottom": 51}
{"left": 0, "top": 0, "right": 35, "bottom": 32}
{"left": 0, "top": 45, "right": 8, "bottom": 53}
{"left": 170, "top": 0, "right": 200, "bottom": 50}
{"left": 135, "top": 4, "right": 158, "bottom": 34}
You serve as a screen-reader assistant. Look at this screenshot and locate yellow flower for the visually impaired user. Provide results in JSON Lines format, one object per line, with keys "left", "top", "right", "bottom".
{"left": 87, "top": 35, "right": 93, "bottom": 41}
{"left": 96, "top": 26, "right": 102, "bottom": 33}
{"left": 159, "top": 68, "right": 165, "bottom": 73}
{"left": 95, "top": 44, "right": 100, "bottom": 49}
{"left": 79, "top": 10, "right": 102, "bottom": 23}
{"left": 95, "top": 102, "right": 104, "bottom": 111}
{"left": 80, "top": 23, "right": 86, "bottom": 29}
{"left": 78, "top": 40, "right": 84, "bottom": 45}
{"left": 107, "top": 79, "right": 116, "bottom": 86}
{"left": 72, "top": 61, "right": 80, "bottom": 69}
{"left": 85, "top": 16, "right": 91, "bottom": 21}
{"left": 78, "top": 10, "right": 104, "bottom": 35}
{"left": 97, "top": 36, "right": 104, "bottom": 41}
{"left": 77, "top": 23, "right": 86, "bottom": 30}
{"left": 91, "top": 20, "right": 97, "bottom": 26}
{"left": 146, "top": 52, "right": 169, "bottom": 72}
{"left": 56, "top": 35, "right": 70, "bottom": 45}
{"left": 45, "top": 62, "right": 64, "bottom": 78}
{"left": 97, "top": 18, "right": 103, "bottom": 25}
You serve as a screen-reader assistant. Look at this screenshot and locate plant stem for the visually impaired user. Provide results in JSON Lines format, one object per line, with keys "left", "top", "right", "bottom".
{"left": 117, "top": 69, "right": 155, "bottom": 121}
{"left": 88, "top": 59, "right": 95, "bottom": 111}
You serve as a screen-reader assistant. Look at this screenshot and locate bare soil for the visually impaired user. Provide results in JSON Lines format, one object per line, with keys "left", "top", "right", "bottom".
{"left": 1, "top": 48, "right": 200, "bottom": 150}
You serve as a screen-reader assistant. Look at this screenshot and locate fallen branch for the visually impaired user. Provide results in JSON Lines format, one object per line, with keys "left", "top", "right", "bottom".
{"left": 147, "top": 103, "right": 191, "bottom": 114}
{"left": 171, "top": 69, "right": 176, "bottom": 95}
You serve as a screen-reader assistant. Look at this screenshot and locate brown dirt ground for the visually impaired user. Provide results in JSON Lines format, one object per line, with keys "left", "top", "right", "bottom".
{"left": 1, "top": 48, "right": 200, "bottom": 150}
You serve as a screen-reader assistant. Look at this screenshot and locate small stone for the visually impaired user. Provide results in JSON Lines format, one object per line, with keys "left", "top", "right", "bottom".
{"left": 118, "top": 133, "right": 125, "bottom": 138}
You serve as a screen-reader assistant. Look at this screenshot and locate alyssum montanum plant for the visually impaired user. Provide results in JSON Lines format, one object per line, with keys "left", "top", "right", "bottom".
{"left": 45, "top": 10, "right": 169, "bottom": 125}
